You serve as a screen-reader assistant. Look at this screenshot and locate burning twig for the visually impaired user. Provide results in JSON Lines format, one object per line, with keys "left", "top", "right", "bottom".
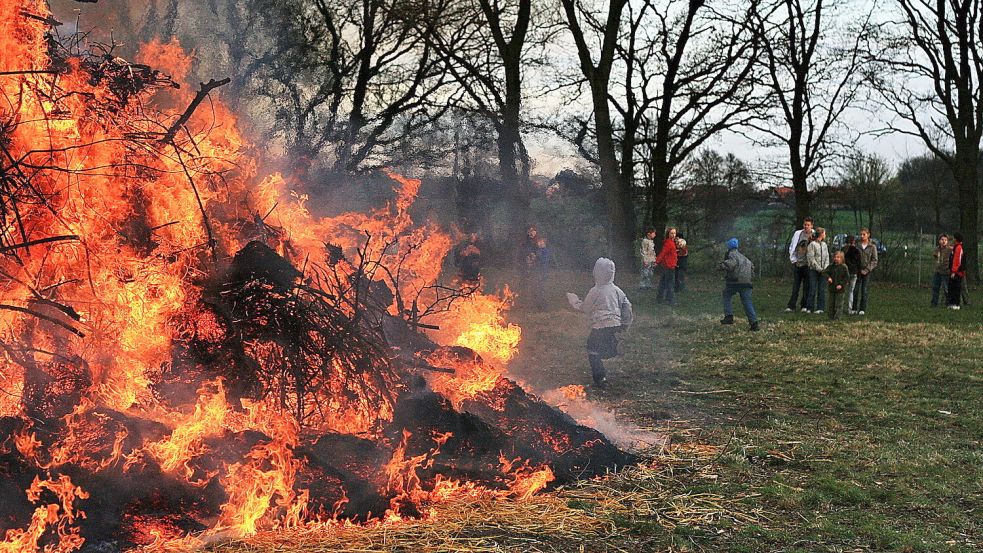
{"left": 0, "top": 234, "right": 79, "bottom": 254}
{"left": 0, "top": 304, "right": 84, "bottom": 337}
{"left": 159, "top": 78, "right": 232, "bottom": 145}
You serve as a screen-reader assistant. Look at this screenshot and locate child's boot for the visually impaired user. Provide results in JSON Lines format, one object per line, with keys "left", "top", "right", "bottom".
{"left": 720, "top": 314, "right": 735, "bottom": 325}
{"left": 749, "top": 320, "right": 760, "bottom": 331}
{"left": 588, "top": 354, "right": 606, "bottom": 386}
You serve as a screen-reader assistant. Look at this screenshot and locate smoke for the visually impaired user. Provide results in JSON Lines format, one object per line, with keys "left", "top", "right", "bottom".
{"left": 540, "top": 385, "right": 665, "bottom": 453}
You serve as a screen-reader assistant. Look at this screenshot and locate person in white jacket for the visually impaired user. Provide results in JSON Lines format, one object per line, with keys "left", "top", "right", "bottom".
{"left": 639, "top": 229, "right": 657, "bottom": 289}
{"left": 805, "top": 227, "right": 831, "bottom": 313}
{"left": 567, "top": 258, "right": 633, "bottom": 387}
{"left": 785, "top": 217, "right": 814, "bottom": 312}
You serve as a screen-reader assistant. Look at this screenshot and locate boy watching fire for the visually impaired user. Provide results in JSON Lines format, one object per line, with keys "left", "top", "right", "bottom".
{"left": 824, "top": 250, "right": 850, "bottom": 320}
{"left": 567, "top": 258, "right": 633, "bottom": 388}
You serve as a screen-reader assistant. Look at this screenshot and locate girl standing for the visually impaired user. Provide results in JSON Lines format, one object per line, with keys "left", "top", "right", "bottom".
{"left": 639, "top": 229, "right": 657, "bottom": 289}
{"left": 655, "top": 227, "right": 679, "bottom": 305}
{"left": 806, "top": 227, "right": 830, "bottom": 314}
{"left": 948, "top": 233, "right": 965, "bottom": 310}
{"left": 931, "top": 234, "right": 952, "bottom": 307}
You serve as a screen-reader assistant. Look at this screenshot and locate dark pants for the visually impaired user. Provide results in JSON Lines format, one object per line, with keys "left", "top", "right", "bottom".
{"left": 828, "top": 290, "right": 845, "bottom": 319}
{"left": 675, "top": 257, "right": 688, "bottom": 292}
{"left": 931, "top": 272, "right": 948, "bottom": 306}
{"left": 807, "top": 269, "right": 827, "bottom": 312}
{"left": 722, "top": 283, "right": 757, "bottom": 323}
{"left": 948, "top": 275, "right": 963, "bottom": 306}
{"left": 854, "top": 273, "right": 871, "bottom": 312}
{"left": 587, "top": 327, "right": 619, "bottom": 383}
{"left": 532, "top": 273, "right": 548, "bottom": 310}
{"left": 657, "top": 268, "right": 676, "bottom": 304}
{"left": 787, "top": 265, "right": 810, "bottom": 310}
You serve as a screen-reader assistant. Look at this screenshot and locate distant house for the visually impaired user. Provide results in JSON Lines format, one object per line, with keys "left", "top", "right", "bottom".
{"left": 768, "top": 186, "right": 796, "bottom": 206}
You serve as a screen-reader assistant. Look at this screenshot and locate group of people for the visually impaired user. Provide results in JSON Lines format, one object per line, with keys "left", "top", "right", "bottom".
{"left": 931, "top": 232, "right": 968, "bottom": 309}
{"left": 473, "top": 218, "right": 968, "bottom": 388}
{"left": 639, "top": 227, "right": 688, "bottom": 303}
{"left": 786, "top": 218, "right": 879, "bottom": 317}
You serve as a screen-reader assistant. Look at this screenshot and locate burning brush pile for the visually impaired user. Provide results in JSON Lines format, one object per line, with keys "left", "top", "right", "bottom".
{"left": 0, "top": 2, "right": 634, "bottom": 551}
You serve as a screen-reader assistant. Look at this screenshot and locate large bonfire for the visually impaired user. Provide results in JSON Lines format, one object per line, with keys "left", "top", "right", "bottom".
{"left": 0, "top": 2, "right": 634, "bottom": 551}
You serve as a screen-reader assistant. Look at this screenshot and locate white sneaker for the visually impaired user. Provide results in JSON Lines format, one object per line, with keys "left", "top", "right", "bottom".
{"left": 784, "top": 308, "right": 793, "bottom": 313}
{"left": 858, "top": 310, "right": 865, "bottom": 315}
{"left": 814, "top": 310, "right": 823, "bottom": 314}
{"left": 801, "top": 308, "right": 809, "bottom": 313}
{"left": 847, "top": 310, "right": 856, "bottom": 315}
{"left": 949, "top": 305, "right": 961, "bottom": 310}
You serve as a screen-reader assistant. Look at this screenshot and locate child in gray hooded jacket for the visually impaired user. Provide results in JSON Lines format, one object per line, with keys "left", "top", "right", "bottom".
{"left": 719, "top": 238, "right": 760, "bottom": 331}
{"left": 567, "top": 258, "right": 633, "bottom": 387}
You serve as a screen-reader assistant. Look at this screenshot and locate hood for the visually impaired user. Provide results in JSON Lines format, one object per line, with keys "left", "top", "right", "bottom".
{"left": 593, "top": 257, "right": 616, "bottom": 286}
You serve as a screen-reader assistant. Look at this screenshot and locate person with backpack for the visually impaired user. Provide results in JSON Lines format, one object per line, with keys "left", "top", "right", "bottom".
{"left": 786, "top": 217, "right": 814, "bottom": 313}
{"left": 567, "top": 258, "right": 634, "bottom": 387}
{"left": 719, "top": 238, "right": 760, "bottom": 331}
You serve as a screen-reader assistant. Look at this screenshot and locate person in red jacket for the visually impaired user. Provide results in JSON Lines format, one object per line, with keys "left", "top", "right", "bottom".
{"left": 947, "top": 232, "right": 965, "bottom": 310}
{"left": 655, "top": 227, "right": 679, "bottom": 305}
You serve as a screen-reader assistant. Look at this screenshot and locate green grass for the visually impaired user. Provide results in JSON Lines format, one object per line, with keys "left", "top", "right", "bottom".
{"left": 496, "top": 268, "right": 982, "bottom": 552}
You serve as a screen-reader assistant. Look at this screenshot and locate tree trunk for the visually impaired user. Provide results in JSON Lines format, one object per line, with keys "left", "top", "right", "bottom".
{"left": 648, "top": 162, "right": 670, "bottom": 241}
{"left": 790, "top": 162, "right": 810, "bottom": 227}
{"left": 592, "top": 89, "right": 635, "bottom": 270}
{"left": 954, "top": 146, "right": 980, "bottom": 283}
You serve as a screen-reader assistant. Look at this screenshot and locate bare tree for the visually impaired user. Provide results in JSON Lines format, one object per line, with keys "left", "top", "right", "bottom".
{"left": 560, "top": 0, "right": 636, "bottom": 267}
{"left": 427, "top": 0, "right": 558, "bottom": 225}
{"left": 639, "top": 0, "right": 762, "bottom": 238}
{"left": 841, "top": 152, "right": 893, "bottom": 237}
{"left": 868, "top": 0, "right": 982, "bottom": 281}
{"left": 561, "top": 0, "right": 761, "bottom": 266}
{"left": 249, "top": 0, "right": 455, "bottom": 176}
{"left": 752, "top": 0, "right": 872, "bottom": 227}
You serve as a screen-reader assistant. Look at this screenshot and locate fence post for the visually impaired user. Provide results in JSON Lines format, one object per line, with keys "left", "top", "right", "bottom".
{"left": 917, "top": 227, "right": 922, "bottom": 286}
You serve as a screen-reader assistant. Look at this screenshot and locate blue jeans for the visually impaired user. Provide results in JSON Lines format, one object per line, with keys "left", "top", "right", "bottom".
{"left": 931, "top": 272, "right": 948, "bottom": 306}
{"left": 723, "top": 283, "right": 757, "bottom": 323}
{"left": 787, "top": 265, "right": 810, "bottom": 309}
{"left": 808, "top": 269, "right": 827, "bottom": 311}
{"left": 854, "top": 273, "right": 871, "bottom": 311}
{"left": 657, "top": 268, "right": 675, "bottom": 304}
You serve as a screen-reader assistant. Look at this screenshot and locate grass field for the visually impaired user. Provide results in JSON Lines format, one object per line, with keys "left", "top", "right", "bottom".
{"left": 219, "top": 269, "right": 980, "bottom": 552}
{"left": 504, "top": 268, "right": 982, "bottom": 552}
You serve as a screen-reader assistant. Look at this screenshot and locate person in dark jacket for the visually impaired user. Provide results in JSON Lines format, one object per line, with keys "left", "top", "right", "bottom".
{"left": 531, "top": 236, "right": 554, "bottom": 310}
{"left": 948, "top": 232, "right": 965, "bottom": 310}
{"left": 674, "top": 234, "right": 689, "bottom": 293}
{"left": 824, "top": 250, "right": 851, "bottom": 320}
{"left": 516, "top": 225, "right": 540, "bottom": 307}
{"left": 842, "top": 235, "right": 861, "bottom": 313}
{"left": 454, "top": 232, "right": 482, "bottom": 283}
{"left": 854, "top": 228, "right": 878, "bottom": 315}
{"left": 719, "top": 238, "right": 759, "bottom": 331}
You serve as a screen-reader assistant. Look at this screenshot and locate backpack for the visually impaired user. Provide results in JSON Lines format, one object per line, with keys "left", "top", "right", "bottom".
{"left": 795, "top": 239, "right": 809, "bottom": 266}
